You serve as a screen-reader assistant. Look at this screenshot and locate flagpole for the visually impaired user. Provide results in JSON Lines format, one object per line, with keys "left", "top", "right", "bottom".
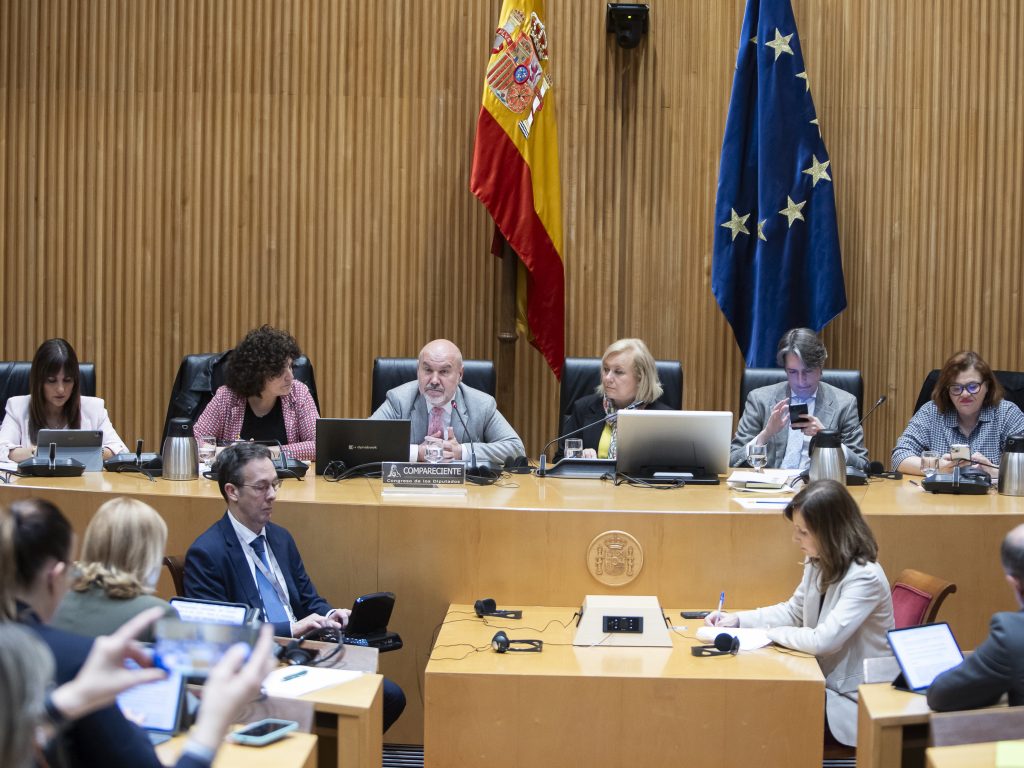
{"left": 495, "top": 232, "right": 519, "bottom": 419}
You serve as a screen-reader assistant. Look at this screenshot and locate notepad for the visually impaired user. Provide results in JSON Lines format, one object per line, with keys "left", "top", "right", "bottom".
{"left": 695, "top": 626, "right": 771, "bottom": 651}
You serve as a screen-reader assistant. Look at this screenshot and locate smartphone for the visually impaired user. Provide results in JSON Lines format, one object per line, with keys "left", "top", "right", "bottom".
{"left": 229, "top": 718, "right": 299, "bottom": 746}
{"left": 680, "top": 610, "right": 711, "bottom": 620}
{"left": 950, "top": 444, "right": 970, "bottom": 462}
{"left": 789, "top": 403, "right": 809, "bottom": 429}
{"left": 153, "top": 617, "right": 257, "bottom": 678}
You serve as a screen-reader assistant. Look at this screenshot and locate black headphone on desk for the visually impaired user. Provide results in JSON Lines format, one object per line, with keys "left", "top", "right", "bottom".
{"left": 690, "top": 633, "right": 740, "bottom": 657}
{"left": 474, "top": 598, "right": 522, "bottom": 620}
{"left": 491, "top": 631, "right": 543, "bottom": 654}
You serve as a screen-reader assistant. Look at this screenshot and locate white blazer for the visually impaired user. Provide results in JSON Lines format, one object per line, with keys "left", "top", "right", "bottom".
{"left": 0, "top": 395, "right": 129, "bottom": 462}
{"left": 736, "top": 559, "right": 894, "bottom": 746}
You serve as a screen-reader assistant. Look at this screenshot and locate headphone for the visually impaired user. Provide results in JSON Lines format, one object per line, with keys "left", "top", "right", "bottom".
{"left": 690, "top": 633, "right": 740, "bottom": 657}
{"left": 490, "top": 631, "right": 543, "bottom": 653}
{"left": 474, "top": 598, "right": 522, "bottom": 620}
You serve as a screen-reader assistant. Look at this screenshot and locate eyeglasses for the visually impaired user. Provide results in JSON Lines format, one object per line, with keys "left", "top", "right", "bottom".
{"left": 949, "top": 381, "right": 984, "bottom": 396}
{"left": 237, "top": 479, "right": 282, "bottom": 494}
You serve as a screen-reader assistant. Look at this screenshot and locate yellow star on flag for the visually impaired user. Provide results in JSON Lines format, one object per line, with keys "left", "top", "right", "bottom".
{"left": 757, "top": 219, "right": 767, "bottom": 241}
{"left": 721, "top": 208, "right": 751, "bottom": 241}
{"left": 810, "top": 117, "right": 821, "bottom": 137}
{"left": 802, "top": 155, "right": 831, "bottom": 187}
{"left": 779, "top": 196, "right": 806, "bottom": 228}
{"left": 796, "top": 71, "right": 809, "bottom": 91}
{"left": 765, "top": 28, "right": 794, "bottom": 61}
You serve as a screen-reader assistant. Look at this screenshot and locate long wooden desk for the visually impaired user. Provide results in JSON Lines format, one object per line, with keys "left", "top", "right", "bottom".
{"left": 3, "top": 471, "right": 1022, "bottom": 744}
{"left": 926, "top": 740, "right": 1024, "bottom": 767}
{"left": 156, "top": 731, "right": 318, "bottom": 767}
{"left": 857, "top": 683, "right": 933, "bottom": 768}
{"left": 424, "top": 604, "right": 825, "bottom": 767}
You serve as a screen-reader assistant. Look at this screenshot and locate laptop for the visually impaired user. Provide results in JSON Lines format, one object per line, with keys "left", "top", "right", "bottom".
{"left": 315, "top": 418, "right": 411, "bottom": 475}
{"left": 887, "top": 622, "right": 965, "bottom": 694}
{"left": 169, "top": 596, "right": 257, "bottom": 625}
{"left": 36, "top": 429, "right": 104, "bottom": 471}
{"left": 342, "top": 591, "right": 403, "bottom": 652}
{"left": 116, "top": 665, "right": 186, "bottom": 745}
{"left": 615, "top": 410, "right": 732, "bottom": 483}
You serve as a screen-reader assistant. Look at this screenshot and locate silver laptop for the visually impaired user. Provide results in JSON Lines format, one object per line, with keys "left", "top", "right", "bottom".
{"left": 615, "top": 410, "right": 732, "bottom": 481}
{"left": 36, "top": 429, "right": 103, "bottom": 471}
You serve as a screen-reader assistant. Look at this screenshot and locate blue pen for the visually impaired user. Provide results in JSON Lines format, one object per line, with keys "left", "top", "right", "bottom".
{"left": 715, "top": 591, "right": 725, "bottom": 625}
{"left": 282, "top": 670, "right": 308, "bottom": 682}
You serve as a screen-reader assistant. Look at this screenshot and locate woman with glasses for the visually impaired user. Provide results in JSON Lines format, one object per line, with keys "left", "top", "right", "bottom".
{"left": 193, "top": 325, "right": 319, "bottom": 461}
{"left": 892, "top": 351, "right": 1024, "bottom": 477}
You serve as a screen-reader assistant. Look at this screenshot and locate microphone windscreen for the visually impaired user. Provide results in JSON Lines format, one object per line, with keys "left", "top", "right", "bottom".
{"left": 714, "top": 633, "right": 738, "bottom": 653}
{"left": 868, "top": 460, "right": 885, "bottom": 475}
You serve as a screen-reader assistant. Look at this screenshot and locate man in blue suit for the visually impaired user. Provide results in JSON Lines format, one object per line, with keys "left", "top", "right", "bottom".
{"left": 184, "top": 442, "right": 405, "bottom": 731}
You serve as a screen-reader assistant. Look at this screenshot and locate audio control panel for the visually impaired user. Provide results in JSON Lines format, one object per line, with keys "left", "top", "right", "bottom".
{"left": 602, "top": 615, "right": 643, "bottom": 633}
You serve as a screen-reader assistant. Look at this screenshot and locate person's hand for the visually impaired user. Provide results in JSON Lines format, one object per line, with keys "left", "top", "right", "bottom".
{"left": 799, "top": 414, "right": 825, "bottom": 437}
{"left": 581, "top": 448, "right": 597, "bottom": 459}
{"left": 704, "top": 611, "right": 740, "bottom": 628}
{"left": 48, "top": 606, "right": 168, "bottom": 720}
{"left": 938, "top": 453, "right": 957, "bottom": 472}
{"left": 189, "top": 624, "right": 277, "bottom": 753}
{"left": 327, "top": 608, "right": 351, "bottom": 629}
{"left": 443, "top": 434, "right": 463, "bottom": 461}
{"left": 417, "top": 435, "right": 443, "bottom": 462}
{"left": 971, "top": 452, "right": 999, "bottom": 479}
{"left": 759, "top": 399, "right": 790, "bottom": 441}
{"left": 291, "top": 613, "right": 342, "bottom": 638}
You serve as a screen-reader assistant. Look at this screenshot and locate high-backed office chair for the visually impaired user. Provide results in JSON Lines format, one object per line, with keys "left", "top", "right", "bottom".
{"left": 162, "top": 555, "right": 186, "bottom": 597}
{"left": 163, "top": 352, "right": 320, "bottom": 440}
{"left": 369, "top": 357, "right": 496, "bottom": 413}
{"left": 738, "top": 368, "right": 864, "bottom": 421}
{"left": 557, "top": 357, "right": 683, "bottom": 434}
{"left": 0, "top": 361, "right": 97, "bottom": 417}
{"left": 930, "top": 707, "right": 1024, "bottom": 747}
{"left": 913, "top": 369, "right": 1024, "bottom": 414}
{"left": 892, "top": 568, "right": 958, "bottom": 629}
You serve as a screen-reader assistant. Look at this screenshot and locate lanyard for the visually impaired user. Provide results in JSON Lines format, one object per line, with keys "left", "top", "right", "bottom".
{"left": 235, "top": 530, "right": 294, "bottom": 620}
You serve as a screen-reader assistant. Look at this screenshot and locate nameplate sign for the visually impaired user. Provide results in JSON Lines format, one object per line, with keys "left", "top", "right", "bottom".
{"left": 382, "top": 462, "right": 466, "bottom": 488}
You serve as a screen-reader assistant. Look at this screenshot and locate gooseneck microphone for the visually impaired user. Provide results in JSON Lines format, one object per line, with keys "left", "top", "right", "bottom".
{"left": 857, "top": 395, "right": 887, "bottom": 429}
{"left": 536, "top": 401, "right": 645, "bottom": 476}
{"left": 450, "top": 400, "right": 477, "bottom": 469}
{"left": 134, "top": 438, "right": 145, "bottom": 465}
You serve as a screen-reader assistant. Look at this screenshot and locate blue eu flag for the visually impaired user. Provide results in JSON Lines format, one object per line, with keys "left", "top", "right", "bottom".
{"left": 712, "top": 0, "right": 846, "bottom": 367}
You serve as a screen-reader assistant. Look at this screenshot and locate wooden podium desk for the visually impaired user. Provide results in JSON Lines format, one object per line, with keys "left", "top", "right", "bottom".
{"left": 157, "top": 730, "right": 317, "bottom": 767}
{"left": 424, "top": 604, "right": 825, "bottom": 768}
{"left": 2, "top": 471, "right": 1022, "bottom": 745}
{"left": 857, "top": 683, "right": 932, "bottom": 768}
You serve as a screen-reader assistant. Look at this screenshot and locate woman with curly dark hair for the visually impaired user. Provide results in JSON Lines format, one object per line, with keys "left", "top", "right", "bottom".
{"left": 193, "top": 325, "right": 319, "bottom": 460}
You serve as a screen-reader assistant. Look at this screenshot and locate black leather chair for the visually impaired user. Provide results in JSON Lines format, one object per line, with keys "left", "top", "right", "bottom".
{"left": 557, "top": 357, "right": 684, "bottom": 434}
{"left": 913, "top": 369, "right": 1024, "bottom": 414}
{"left": 738, "top": 368, "right": 864, "bottom": 420}
{"left": 0, "top": 361, "right": 97, "bottom": 417}
{"left": 369, "top": 357, "right": 496, "bottom": 413}
{"left": 163, "top": 351, "right": 320, "bottom": 439}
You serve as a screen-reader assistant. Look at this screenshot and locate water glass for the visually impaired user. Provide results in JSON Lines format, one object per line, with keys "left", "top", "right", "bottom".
{"left": 747, "top": 443, "right": 768, "bottom": 473}
{"left": 564, "top": 438, "right": 584, "bottom": 459}
{"left": 198, "top": 436, "right": 217, "bottom": 467}
{"left": 423, "top": 438, "right": 443, "bottom": 464}
{"left": 921, "top": 451, "right": 939, "bottom": 477}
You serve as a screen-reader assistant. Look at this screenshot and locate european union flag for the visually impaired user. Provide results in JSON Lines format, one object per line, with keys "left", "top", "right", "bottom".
{"left": 712, "top": 0, "right": 846, "bottom": 368}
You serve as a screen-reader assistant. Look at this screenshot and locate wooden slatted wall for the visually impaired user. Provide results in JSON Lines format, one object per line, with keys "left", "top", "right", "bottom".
{"left": 2, "top": 0, "right": 1022, "bottom": 465}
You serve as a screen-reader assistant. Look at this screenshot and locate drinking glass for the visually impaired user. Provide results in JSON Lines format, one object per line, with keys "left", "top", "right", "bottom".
{"left": 921, "top": 451, "right": 939, "bottom": 477}
{"left": 423, "top": 438, "right": 443, "bottom": 464}
{"left": 564, "top": 438, "right": 584, "bottom": 459}
{"left": 198, "top": 436, "right": 217, "bottom": 468}
{"left": 747, "top": 443, "right": 768, "bottom": 473}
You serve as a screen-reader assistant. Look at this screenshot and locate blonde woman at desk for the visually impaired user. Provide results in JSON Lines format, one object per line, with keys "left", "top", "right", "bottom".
{"left": 705, "top": 480, "right": 894, "bottom": 746}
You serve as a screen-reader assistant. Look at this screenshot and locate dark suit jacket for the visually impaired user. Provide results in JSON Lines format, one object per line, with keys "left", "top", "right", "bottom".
{"left": 558, "top": 394, "right": 672, "bottom": 459}
{"left": 184, "top": 513, "right": 333, "bottom": 636}
{"left": 927, "top": 610, "right": 1024, "bottom": 711}
{"left": 19, "top": 608, "right": 165, "bottom": 768}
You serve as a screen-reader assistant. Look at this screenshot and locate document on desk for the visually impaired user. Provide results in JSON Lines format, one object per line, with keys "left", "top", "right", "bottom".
{"left": 727, "top": 469, "right": 799, "bottom": 492}
{"left": 696, "top": 626, "right": 771, "bottom": 651}
{"left": 262, "top": 666, "right": 363, "bottom": 698}
{"left": 731, "top": 497, "right": 790, "bottom": 511}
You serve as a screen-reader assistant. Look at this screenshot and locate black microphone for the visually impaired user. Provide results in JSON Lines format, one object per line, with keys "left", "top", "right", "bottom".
{"left": 538, "top": 401, "right": 646, "bottom": 468}
{"left": 135, "top": 438, "right": 144, "bottom": 465}
{"left": 451, "top": 399, "right": 483, "bottom": 471}
{"left": 48, "top": 441, "right": 57, "bottom": 469}
{"left": 857, "top": 395, "right": 887, "bottom": 429}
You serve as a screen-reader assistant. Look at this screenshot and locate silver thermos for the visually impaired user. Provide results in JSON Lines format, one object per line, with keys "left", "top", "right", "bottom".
{"left": 808, "top": 430, "right": 846, "bottom": 485}
{"left": 162, "top": 417, "right": 199, "bottom": 481}
{"left": 998, "top": 434, "right": 1024, "bottom": 497}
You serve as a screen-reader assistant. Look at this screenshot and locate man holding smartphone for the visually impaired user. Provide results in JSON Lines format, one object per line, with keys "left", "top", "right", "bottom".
{"left": 184, "top": 442, "right": 406, "bottom": 732}
{"left": 729, "top": 328, "right": 868, "bottom": 471}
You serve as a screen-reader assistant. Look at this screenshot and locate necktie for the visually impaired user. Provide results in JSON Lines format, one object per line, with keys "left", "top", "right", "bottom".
{"left": 428, "top": 406, "right": 445, "bottom": 437}
{"left": 250, "top": 535, "right": 289, "bottom": 624}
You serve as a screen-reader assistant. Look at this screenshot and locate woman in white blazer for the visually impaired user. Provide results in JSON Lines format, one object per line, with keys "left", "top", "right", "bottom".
{"left": 706, "top": 479, "right": 894, "bottom": 747}
{"left": 0, "top": 339, "right": 127, "bottom": 463}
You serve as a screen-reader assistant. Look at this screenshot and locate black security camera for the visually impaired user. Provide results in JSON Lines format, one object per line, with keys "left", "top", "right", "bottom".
{"left": 606, "top": 3, "right": 649, "bottom": 50}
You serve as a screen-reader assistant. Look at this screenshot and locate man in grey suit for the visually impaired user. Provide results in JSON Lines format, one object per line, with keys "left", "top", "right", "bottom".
{"left": 370, "top": 339, "right": 525, "bottom": 466}
{"left": 928, "top": 524, "right": 1024, "bottom": 711}
{"left": 730, "top": 328, "right": 868, "bottom": 470}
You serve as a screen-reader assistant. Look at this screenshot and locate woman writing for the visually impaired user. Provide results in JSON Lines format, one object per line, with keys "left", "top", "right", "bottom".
{"left": 892, "top": 351, "right": 1024, "bottom": 478}
{"left": 0, "top": 338, "right": 128, "bottom": 463}
{"left": 193, "top": 325, "right": 319, "bottom": 461}
{"left": 705, "top": 480, "right": 894, "bottom": 747}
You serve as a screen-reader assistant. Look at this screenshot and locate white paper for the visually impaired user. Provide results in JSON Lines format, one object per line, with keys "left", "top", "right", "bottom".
{"left": 731, "top": 497, "right": 790, "bottom": 510}
{"left": 262, "top": 665, "right": 363, "bottom": 698}
{"left": 696, "top": 626, "right": 771, "bottom": 651}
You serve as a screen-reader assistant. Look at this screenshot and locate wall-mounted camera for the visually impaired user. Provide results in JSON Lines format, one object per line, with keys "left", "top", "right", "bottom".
{"left": 606, "top": 3, "right": 649, "bottom": 50}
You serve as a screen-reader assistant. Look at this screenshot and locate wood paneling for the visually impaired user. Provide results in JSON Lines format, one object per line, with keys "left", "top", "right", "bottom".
{"left": 2, "top": 0, "right": 1022, "bottom": 462}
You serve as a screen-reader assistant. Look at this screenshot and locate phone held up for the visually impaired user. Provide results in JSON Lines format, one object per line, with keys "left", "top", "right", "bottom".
{"left": 153, "top": 617, "right": 258, "bottom": 678}
{"left": 789, "top": 402, "right": 809, "bottom": 429}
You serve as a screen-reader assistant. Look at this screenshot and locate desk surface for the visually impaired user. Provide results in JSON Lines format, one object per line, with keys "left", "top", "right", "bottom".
{"left": 926, "top": 740, "right": 1022, "bottom": 767}
{"left": 156, "top": 731, "right": 317, "bottom": 768}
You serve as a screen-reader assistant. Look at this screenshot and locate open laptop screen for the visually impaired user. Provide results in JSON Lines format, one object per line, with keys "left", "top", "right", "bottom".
{"left": 887, "top": 622, "right": 964, "bottom": 693}
{"left": 36, "top": 429, "right": 103, "bottom": 471}
{"left": 315, "top": 418, "right": 411, "bottom": 474}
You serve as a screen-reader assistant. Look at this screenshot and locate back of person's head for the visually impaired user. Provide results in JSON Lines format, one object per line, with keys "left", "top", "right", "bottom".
{"left": 785, "top": 479, "right": 878, "bottom": 588}
{"left": 214, "top": 441, "right": 273, "bottom": 501}
{"left": 0, "top": 500, "right": 73, "bottom": 620}
{"left": 775, "top": 328, "right": 828, "bottom": 370}
{"left": 0, "top": 623, "right": 55, "bottom": 768}
{"left": 1000, "top": 524, "right": 1024, "bottom": 585}
{"left": 598, "top": 338, "right": 665, "bottom": 404}
{"left": 225, "top": 325, "right": 302, "bottom": 398}
{"left": 74, "top": 498, "right": 168, "bottom": 599}
{"left": 28, "top": 338, "right": 82, "bottom": 442}
{"left": 932, "top": 350, "right": 1004, "bottom": 414}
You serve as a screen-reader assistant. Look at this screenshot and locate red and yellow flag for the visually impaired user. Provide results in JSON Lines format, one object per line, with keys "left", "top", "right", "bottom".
{"left": 470, "top": 1, "right": 564, "bottom": 378}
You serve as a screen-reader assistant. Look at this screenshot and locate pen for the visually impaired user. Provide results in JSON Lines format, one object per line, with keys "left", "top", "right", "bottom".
{"left": 282, "top": 670, "right": 308, "bottom": 682}
{"left": 714, "top": 591, "right": 725, "bottom": 625}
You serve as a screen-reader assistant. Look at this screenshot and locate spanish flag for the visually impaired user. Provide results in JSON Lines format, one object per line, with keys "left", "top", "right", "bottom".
{"left": 470, "top": 1, "right": 564, "bottom": 378}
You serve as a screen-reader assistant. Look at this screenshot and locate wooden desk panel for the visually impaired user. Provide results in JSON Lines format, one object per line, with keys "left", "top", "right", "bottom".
{"left": 3, "top": 473, "right": 1022, "bottom": 746}
{"left": 156, "top": 731, "right": 317, "bottom": 768}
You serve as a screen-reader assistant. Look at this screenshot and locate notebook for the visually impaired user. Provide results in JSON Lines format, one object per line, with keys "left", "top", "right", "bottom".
{"left": 36, "top": 429, "right": 103, "bottom": 471}
{"left": 887, "top": 622, "right": 964, "bottom": 693}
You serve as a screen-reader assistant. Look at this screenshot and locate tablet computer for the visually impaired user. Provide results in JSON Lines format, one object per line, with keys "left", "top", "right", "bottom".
{"left": 887, "top": 622, "right": 964, "bottom": 694}
{"left": 36, "top": 429, "right": 103, "bottom": 471}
